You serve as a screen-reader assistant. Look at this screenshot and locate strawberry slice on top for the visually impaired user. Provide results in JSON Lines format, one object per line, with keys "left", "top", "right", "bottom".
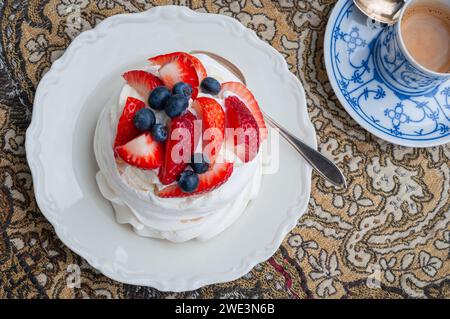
{"left": 156, "top": 162, "right": 234, "bottom": 198}
{"left": 158, "top": 56, "right": 200, "bottom": 98}
{"left": 182, "top": 54, "right": 207, "bottom": 81}
{"left": 220, "top": 82, "right": 268, "bottom": 141}
{"left": 225, "top": 96, "right": 260, "bottom": 163}
{"left": 192, "top": 97, "right": 225, "bottom": 163}
{"left": 122, "top": 70, "right": 163, "bottom": 101}
{"left": 148, "top": 52, "right": 207, "bottom": 81}
{"left": 114, "top": 97, "right": 146, "bottom": 149}
{"left": 148, "top": 52, "right": 183, "bottom": 67}
{"left": 115, "top": 132, "right": 163, "bottom": 170}
{"left": 158, "top": 111, "right": 199, "bottom": 185}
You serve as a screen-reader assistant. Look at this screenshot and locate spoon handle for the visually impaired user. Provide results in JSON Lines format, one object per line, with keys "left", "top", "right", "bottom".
{"left": 189, "top": 50, "right": 346, "bottom": 188}
{"left": 263, "top": 113, "right": 346, "bottom": 188}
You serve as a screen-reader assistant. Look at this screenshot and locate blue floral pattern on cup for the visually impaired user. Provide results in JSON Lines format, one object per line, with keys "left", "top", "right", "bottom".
{"left": 327, "top": 0, "right": 450, "bottom": 143}
{"left": 374, "top": 25, "right": 447, "bottom": 96}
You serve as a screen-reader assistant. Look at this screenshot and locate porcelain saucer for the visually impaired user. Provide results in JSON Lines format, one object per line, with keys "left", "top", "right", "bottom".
{"left": 325, "top": 0, "right": 450, "bottom": 147}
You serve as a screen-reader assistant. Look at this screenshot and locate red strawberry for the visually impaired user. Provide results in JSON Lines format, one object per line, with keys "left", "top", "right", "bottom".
{"left": 156, "top": 162, "right": 234, "bottom": 198}
{"left": 225, "top": 96, "right": 260, "bottom": 162}
{"left": 192, "top": 97, "right": 225, "bottom": 163}
{"left": 114, "top": 97, "right": 146, "bottom": 149}
{"left": 148, "top": 52, "right": 182, "bottom": 67}
{"left": 115, "top": 132, "right": 163, "bottom": 169}
{"left": 220, "top": 82, "right": 267, "bottom": 140}
{"left": 158, "top": 111, "right": 199, "bottom": 185}
{"left": 158, "top": 56, "right": 200, "bottom": 97}
{"left": 186, "top": 55, "right": 208, "bottom": 81}
{"left": 148, "top": 52, "right": 207, "bottom": 81}
{"left": 122, "top": 70, "right": 163, "bottom": 101}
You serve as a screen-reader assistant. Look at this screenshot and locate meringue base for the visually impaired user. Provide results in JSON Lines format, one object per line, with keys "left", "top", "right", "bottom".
{"left": 96, "top": 169, "right": 262, "bottom": 242}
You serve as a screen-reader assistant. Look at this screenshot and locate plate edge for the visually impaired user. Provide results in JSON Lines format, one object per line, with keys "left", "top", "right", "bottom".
{"left": 25, "top": 5, "right": 316, "bottom": 291}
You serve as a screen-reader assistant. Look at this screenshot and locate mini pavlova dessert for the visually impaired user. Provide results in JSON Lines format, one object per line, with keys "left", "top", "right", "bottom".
{"left": 94, "top": 52, "right": 268, "bottom": 242}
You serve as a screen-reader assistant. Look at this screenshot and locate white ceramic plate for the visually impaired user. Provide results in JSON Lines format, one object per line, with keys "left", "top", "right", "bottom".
{"left": 25, "top": 6, "right": 316, "bottom": 292}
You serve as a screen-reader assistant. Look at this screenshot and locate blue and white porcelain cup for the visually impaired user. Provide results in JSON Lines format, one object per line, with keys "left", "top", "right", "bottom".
{"left": 374, "top": 0, "right": 450, "bottom": 97}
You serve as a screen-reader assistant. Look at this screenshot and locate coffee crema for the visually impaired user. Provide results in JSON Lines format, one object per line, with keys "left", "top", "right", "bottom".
{"left": 401, "top": 3, "right": 450, "bottom": 73}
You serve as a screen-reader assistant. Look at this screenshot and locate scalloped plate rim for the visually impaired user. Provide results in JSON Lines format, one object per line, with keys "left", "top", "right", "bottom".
{"left": 25, "top": 6, "right": 316, "bottom": 292}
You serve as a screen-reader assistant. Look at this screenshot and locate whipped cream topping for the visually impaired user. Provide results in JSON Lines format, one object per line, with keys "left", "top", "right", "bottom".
{"left": 94, "top": 54, "right": 265, "bottom": 242}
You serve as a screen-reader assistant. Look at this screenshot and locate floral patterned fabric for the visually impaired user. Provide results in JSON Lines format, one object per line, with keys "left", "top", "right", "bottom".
{"left": 0, "top": 0, "right": 449, "bottom": 299}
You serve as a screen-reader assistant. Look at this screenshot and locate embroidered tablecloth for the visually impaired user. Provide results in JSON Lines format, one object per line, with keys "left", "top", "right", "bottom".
{"left": 0, "top": 0, "right": 448, "bottom": 298}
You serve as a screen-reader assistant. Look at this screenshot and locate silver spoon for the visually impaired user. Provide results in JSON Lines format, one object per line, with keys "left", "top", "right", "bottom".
{"left": 353, "top": 0, "right": 405, "bottom": 24}
{"left": 190, "top": 50, "right": 347, "bottom": 188}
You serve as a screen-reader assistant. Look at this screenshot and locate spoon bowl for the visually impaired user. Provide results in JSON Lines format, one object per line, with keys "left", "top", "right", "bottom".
{"left": 353, "top": 0, "right": 405, "bottom": 24}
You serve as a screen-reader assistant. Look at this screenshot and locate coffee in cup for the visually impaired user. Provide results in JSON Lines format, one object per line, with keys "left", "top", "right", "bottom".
{"left": 401, "top": 2, "right": 450, "bottom": 74}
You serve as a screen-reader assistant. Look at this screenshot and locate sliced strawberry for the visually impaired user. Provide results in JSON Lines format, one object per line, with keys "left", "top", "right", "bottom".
{"left": 158, "top": 111, "right": 199, "bottom": 185}
{"left": 114, "top": 97, "right": 146, "bottom": 149}
{"left": 188, "top": 55, "right": 208, "bottom": 81}
{"left": 158, "top": 56, "right": 200, "bottom": 97}
{"left": 115, "top": 132, "right": 163, "bottom": 169}
{"left": 148, "top": 52, "right": 207, "bottom": 81}
{"left": 225, "top": 96, "right": 260, "bottom": 163}
{"left": 220, "top": 82, "right": 267, "bottom": 140}
{"left": 148, "top": 52, "right": 181, "bottom": 66}
{"left": 122, "top": 70, "right": 163, "bottom": 101}
{"left": 192, "top": 97, "right": 225, "bottom": 163}
{"left": 156, "top": 162, "right": 234, "bottom": 198}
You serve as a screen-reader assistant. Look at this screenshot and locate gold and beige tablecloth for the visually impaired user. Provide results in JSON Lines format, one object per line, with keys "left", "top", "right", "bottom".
{"left": 0, "top": 0, "right": 449, "bottom": 299}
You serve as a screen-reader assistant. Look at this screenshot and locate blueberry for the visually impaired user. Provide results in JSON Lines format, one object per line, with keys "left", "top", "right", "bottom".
{"left": 200, "top": 77, "right": 221, "bottom": 95}
{"left": 178, "top": 170, "right": 199, "bottom": 193}
{"left": 165, "top": 94, "right": 189, "bottom": 118}
{"left": 133, "top": 108, "right": 155, "bottom": 131}
{"left": 148, "top": 86, "right": 171, "bottom": 110}
{"left": 151, "top": 123, "right": 168, "bottom": 142}
{"left": 190, "top": 153, "right": 210, "bottom": 174}
{"left": 172, "top": 82, "right": 193, "bottom": 99}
